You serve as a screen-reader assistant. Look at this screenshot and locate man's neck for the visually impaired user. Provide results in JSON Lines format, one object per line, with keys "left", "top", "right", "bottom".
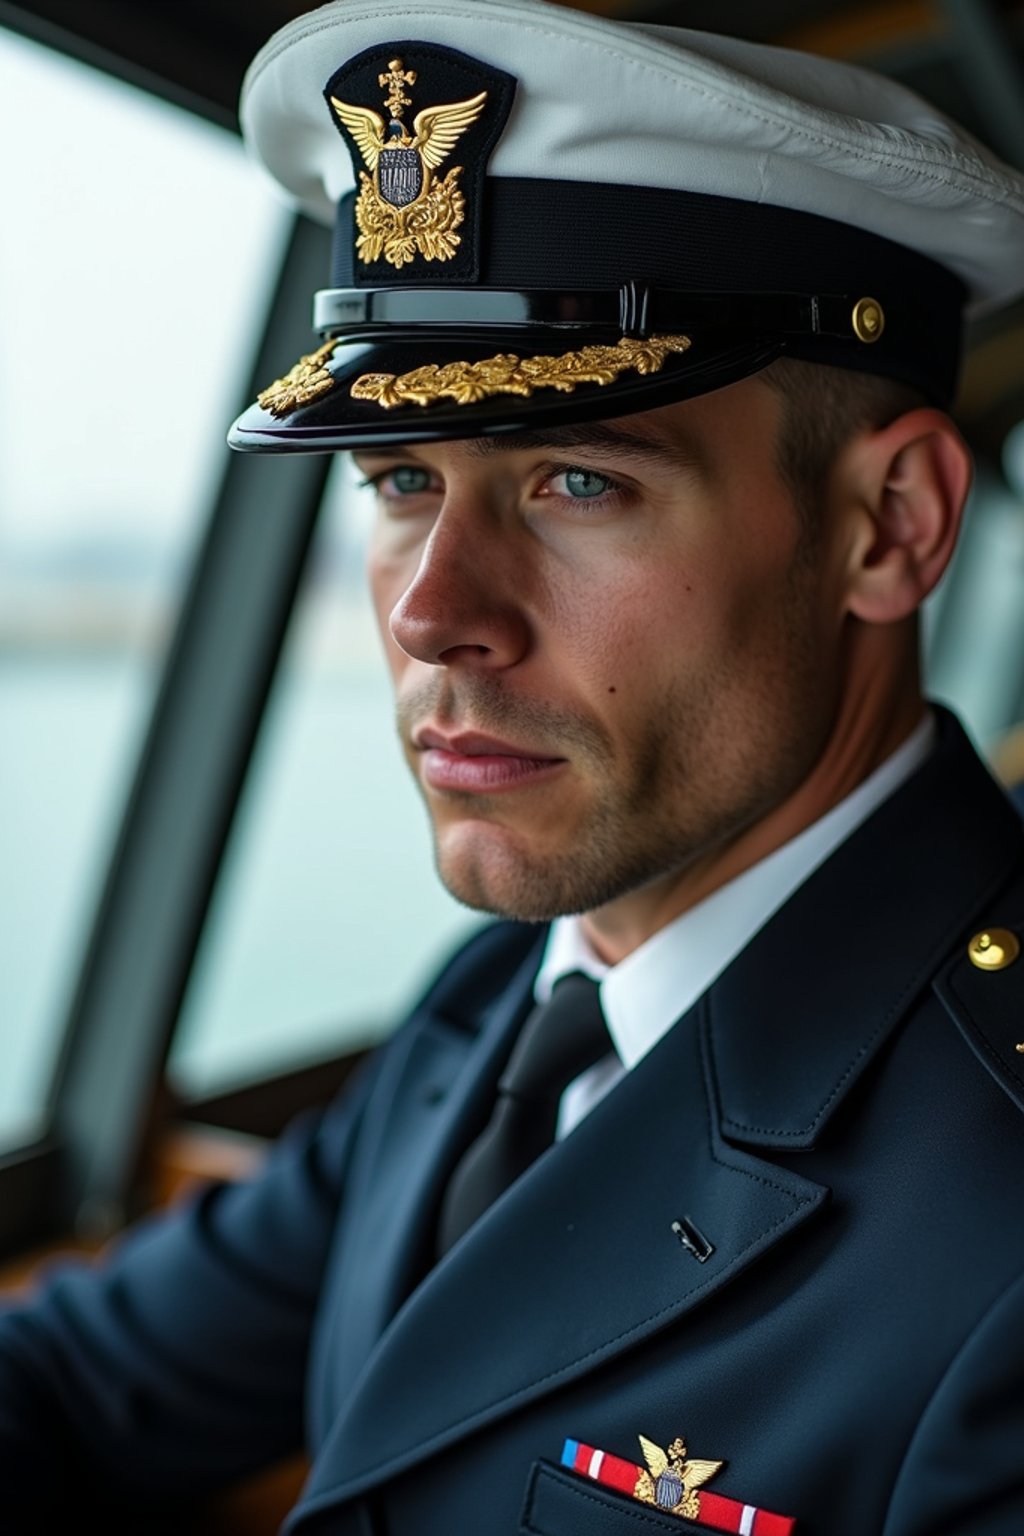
{"left": 582, "top": 688, "right": 928, "bottom": 966}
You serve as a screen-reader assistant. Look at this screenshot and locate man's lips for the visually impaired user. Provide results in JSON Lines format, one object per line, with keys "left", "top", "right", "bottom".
{"left": 413, "top": 728, "right": 567, "bottom": 793}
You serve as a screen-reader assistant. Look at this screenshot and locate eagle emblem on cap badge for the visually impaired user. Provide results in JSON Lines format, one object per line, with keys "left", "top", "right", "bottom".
{"left": 331, "top": 59, "right": 487, "bottom": 268}
{"left": 636, "top": 1435, "right": 725, "bottom": 1520}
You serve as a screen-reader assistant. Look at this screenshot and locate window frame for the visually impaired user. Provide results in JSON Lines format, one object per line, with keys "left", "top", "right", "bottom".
{"left": 0, "top": 7, "right": 335, "bottom": 1255}
{"left": 44, "top": 214, "right": 333, "bottom": 1245}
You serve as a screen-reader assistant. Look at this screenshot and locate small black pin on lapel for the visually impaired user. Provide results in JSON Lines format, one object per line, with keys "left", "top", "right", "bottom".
{"left": 671, "top": 1217, "right": 714, "bottom": 1263}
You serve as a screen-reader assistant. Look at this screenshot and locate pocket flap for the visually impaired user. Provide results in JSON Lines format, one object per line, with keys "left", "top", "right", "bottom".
{"left": 521, "top": 1460, "right": 701, "bottom": 1536}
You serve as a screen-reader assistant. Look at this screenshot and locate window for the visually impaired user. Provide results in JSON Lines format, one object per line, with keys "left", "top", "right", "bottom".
{"left": 924, "top": 474, "right": 1024, "bottom": 750}
{"left": 0, "top": 26, "right": 289, "bottom": 1148}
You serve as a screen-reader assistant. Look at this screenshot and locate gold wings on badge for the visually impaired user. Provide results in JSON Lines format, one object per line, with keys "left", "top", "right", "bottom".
{"left": 331, "top": 100, "right": 388, "bottom": 175}
{"left": 330, "top": 63, "right": 487, "bottom": 268}
{"left": 635, "top": 1435, "right": 725, "bottom": 1521}
{"left": 412, "top": 96, "right": 489, "bottom": 169}
{"left": 638, "top": 1434, "right": 671, "bottom": 1480}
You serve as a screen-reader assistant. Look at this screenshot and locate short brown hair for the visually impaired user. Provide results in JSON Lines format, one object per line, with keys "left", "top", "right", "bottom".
{"left": 759, "top": 357, "right": 927, "bottom": 526}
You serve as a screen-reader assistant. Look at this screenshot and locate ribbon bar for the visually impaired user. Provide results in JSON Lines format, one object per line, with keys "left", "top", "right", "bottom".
{"left": 560, "top": 1439, "right": 795, "bottom": 1536}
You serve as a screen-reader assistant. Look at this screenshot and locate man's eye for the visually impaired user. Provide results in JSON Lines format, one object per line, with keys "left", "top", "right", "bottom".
{"left": 390, "top": 466, "right": 434, "bottom": 494}
{"left": 549, "top": 467, "right": 617, "bottom": 500}
{"left": 363, "top": 465, "right": 438, "bottom": 497}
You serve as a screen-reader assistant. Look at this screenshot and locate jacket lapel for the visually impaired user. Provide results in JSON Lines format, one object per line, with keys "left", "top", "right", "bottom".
{"left": 293, "top": 712, "right": 1024, "bottom": 1527}
{"left": 308, "top": 926, "right": 544, "bottom": 1439}
{"left": 295, "top": 990, "right": 826, "bottom": 1521}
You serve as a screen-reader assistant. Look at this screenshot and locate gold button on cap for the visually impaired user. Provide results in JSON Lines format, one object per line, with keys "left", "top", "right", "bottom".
{"left": 967, "top": 928, "right": 1020, "bottom": 970}
{"left": 852, "top": 297, "right": 885, "bottom": 343}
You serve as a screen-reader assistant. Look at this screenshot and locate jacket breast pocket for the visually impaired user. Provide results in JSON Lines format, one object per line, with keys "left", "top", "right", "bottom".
{"left": 521, "top": 1461, "right": 703, "bottom": 1536}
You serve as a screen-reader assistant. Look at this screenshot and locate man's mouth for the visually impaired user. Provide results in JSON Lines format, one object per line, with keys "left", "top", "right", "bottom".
{"left": 414, "top": 728, "right": 567, "bottom": 793}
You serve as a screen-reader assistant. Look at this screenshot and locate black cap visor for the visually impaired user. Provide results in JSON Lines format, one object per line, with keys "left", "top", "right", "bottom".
{"left": 229, "top": 327, "right": 793, "bottom": 453}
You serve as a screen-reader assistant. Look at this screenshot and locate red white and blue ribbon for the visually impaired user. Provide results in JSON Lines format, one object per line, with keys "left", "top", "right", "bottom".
{"left": 561, "top": 1439, "right": 795, "bottom": 1535}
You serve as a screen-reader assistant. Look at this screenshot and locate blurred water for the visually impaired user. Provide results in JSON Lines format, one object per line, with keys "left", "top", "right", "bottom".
{"left": 169, "top": 660, "right": 474, "bottom": 1098}
{"left": 0, "top": 655, "right": 472, "bottom": 1137}
{"left": 0, "top": 655, "right": 153, "bottom": 1141}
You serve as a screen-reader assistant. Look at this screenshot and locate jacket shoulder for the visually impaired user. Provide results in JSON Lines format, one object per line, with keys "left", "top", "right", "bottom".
{"left": 935, "top": 855, "right": 1024, "bottom": 1117}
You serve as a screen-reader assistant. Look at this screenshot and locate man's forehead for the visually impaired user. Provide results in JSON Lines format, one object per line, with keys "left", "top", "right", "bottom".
{"left": 351, "top": 410, "right": 719, "bottom": 469}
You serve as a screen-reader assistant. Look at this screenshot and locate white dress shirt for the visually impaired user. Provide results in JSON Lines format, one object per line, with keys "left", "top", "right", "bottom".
{"left": 533, "top": 714, "right": 937, "bottom": 1139}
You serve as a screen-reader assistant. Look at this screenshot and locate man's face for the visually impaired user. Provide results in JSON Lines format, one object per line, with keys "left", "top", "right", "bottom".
{"left": 358, "top": 377, "right": 848, "bottom": 925}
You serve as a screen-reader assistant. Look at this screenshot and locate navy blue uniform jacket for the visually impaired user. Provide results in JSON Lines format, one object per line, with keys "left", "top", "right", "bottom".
{"left": 2, "top": 711, "right": 1024, "bottom": 1535}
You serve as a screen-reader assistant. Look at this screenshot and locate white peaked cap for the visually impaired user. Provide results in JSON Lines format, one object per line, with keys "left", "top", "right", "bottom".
{"left": 227, "top": 0, "right": 1024, "bottom": 452}
{"left": 241, "top": 0, "right": 1024, "bottom": 318}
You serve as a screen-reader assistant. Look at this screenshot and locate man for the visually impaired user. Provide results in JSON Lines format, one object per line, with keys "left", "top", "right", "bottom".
{"left": 2, "top": 1, "right": 1024, "bottom": 1532}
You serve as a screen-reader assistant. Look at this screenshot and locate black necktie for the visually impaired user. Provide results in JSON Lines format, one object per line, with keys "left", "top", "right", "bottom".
{"left": 437, "top": 972, "right": 609, "bottom": 1256}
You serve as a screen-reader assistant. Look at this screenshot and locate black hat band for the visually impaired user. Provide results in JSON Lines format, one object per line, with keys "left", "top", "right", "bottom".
{"left": 329, "top": 176, "right": 966, "bottom": 403}
{"left": 313, "top": 283, "right": 884, "bottom": 345}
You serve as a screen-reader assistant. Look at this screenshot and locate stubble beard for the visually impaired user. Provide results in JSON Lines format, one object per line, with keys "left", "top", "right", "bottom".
{"left": 399, "top": 564, "right": 829, "bottom": 923}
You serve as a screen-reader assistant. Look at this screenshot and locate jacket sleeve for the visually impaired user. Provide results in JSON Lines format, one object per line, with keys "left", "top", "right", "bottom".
{"left": 0, "top": 1055, "right": 380, "bottom": 1525}
{"left": 882, "top": 1268, "right": 1024, "bottom": 1536}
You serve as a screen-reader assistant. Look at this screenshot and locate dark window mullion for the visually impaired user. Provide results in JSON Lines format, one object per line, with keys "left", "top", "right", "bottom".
{"left": 0, "top": 1141, "right": 64, "bottom": 1262}
{"left": 45, "top": 214, "right": 332, "bottom": 1240}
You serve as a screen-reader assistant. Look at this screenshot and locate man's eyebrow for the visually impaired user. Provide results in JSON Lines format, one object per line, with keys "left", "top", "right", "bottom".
{"left": 352, "top": 421, "right": 704, "bottom": 473}
{"left": 463, "top": 421, "right": 703, "bottom": 471}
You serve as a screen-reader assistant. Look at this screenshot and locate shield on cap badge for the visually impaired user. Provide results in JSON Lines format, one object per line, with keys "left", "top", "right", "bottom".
{"left": 378, "top": 144, "right": 422, "bottom": 208}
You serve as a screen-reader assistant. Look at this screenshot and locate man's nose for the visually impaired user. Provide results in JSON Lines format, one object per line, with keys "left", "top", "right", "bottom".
{"left": 388, "top": 505, "right": 531, "bottom": 669}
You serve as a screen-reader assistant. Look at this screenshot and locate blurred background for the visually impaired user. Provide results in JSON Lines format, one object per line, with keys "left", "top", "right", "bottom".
{"left": 1, "top": 0, "right": 1023, "bottom": 1255}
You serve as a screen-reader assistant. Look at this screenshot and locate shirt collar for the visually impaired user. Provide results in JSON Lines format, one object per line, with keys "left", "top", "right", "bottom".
{"left": 534, "top": 712, "right": 936, "bottom": 1070}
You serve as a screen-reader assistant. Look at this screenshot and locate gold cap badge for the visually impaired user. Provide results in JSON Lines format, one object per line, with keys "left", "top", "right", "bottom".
{"left": 331, "top": 60, "right": 487, "bottom": 269}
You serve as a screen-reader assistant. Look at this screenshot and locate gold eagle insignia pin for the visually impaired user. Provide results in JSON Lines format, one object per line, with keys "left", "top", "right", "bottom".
{"left": 331, "top": 58, "right": 487, "bottom": 269}
{"left": 636, "top": 1434, "right": 725, "bottom": 1520}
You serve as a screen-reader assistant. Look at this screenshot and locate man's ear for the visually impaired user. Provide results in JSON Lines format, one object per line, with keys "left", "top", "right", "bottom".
{"left": 840, "top": 408, "right": 973, "bottom": 624}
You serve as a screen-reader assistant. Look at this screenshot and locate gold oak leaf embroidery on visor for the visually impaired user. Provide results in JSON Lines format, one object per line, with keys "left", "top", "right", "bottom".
{"left": 257, "top": 339, "right": 339, "bottom": 418}
{"left": 350, "top": 333, "right": 693, "bottom": 409}
{"left": 331, "top": 60, "right": 487, "bottom": 268}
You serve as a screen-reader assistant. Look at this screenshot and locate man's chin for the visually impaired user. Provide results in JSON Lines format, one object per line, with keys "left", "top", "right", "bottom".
{"left": 432, "top": 822, "right": 585, "bottom": 923}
